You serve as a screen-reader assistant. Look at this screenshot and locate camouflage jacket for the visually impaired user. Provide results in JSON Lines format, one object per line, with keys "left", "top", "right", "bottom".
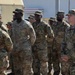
{"left": 12, "top": 20, "right": 36, "bottom": 50}
{"left": 51, "top": 21, "right": 67, "bottom": 46}
{"left": 0, "top": 21, "right": 8, "bottom": 32}
{"left": 32, "top": 21, "right": 54, "bottom": 49}
{"left": 61, "top": 25, "right": 75, "bottom": 59}
{"left": 0, "top": 28, "right": 13, "bottom": 52}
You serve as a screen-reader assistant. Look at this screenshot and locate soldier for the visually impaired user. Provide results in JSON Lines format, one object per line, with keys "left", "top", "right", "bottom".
{"left": 0, "top": 28, "right": 13, "bottom": 75}
{"left": 61, "top": 9, "right": 75, "bottom": 75}
{"left": 11, "top": 8, "right": 36, "bottom": 75}
{"left": 48, "top": 17, "right": 56, "bottom": 29}
{"left": 7, "top": 15, "right": 17, "bottom": 75}
{"left": 28, "top": 14, "right": 36, "bottom": 24}
{"left": 32, "top": 11, "right": 54, "bottom": 75}
{"left": 48, "top": 11, "right": 67, "bottom": 75}
{"left": 47, "top": 17, "right": 56, "bottom": 75}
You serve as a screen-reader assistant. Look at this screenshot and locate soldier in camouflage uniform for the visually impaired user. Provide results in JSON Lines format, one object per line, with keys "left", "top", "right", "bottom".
{"left": 61, "top": 9, "right": 75, "bottom": 75}
{"left": 48, "top": 12, "right": 67, "bottom": 75}
{"left": 7, "top": 15, "right": 17, "bottom": 75}
{"left": 32, "top": 11, "right": 54, "bottom": 75}
{"left": 0, "top": 28, "right": 13, "bottom": 75}
{"left": 11, "top": 9, "right": 36, "bottom": 75}
{"left": 47, "top": 17, "right": 56, "bottom": 75}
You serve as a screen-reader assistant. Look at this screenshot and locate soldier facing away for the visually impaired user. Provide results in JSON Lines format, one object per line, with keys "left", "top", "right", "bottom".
{"left": 11, "top": 8, "right": 36, "bottom": 75}
{"left": 61, "top": 9, "right": 75, "bottom": 75}
{"left": 32, "top": 10, "right": 54, "bottom": 75}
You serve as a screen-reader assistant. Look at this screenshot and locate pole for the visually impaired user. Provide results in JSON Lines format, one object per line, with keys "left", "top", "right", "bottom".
{"left": 68, "top": 0, "right": 70, "bottom": 11}
{"left": 55, "top": 0, "right": 60, "bottom": 16}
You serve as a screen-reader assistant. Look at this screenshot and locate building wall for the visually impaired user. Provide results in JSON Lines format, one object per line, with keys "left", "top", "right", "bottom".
{"left": 0, "top": 5, "right": 23, "bottom": 24}
{"left": 23, "top": 0, "right": 75, "bottom": 19}
{"left": 23, "top": 0, "right": 55, "bottom": 19}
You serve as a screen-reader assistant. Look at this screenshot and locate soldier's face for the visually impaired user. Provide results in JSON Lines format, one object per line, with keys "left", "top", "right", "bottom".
{"left": 14, "top": 13, "right": 22, "bottom": 19}
{"left": 49, "top": 20, "right": 53, "bottom": 25}
{"left": 13, "top": 15, "right": 16, "bottom": 21}
{"left": 35, "top": 14, "right": 42, "bottom": 21}
{"left": 57, "top": 14, "right": 64, "bottom": 21}
{"left": 68, "top": 15, "right": 75, "bottom": 24}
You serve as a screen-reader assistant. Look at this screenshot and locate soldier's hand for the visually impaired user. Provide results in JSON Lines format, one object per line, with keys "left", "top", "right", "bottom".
{"left": 61, "top": 55, "right": 69, "bottom": 62}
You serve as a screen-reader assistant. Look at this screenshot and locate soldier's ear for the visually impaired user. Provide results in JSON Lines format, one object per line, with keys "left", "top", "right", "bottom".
{"left": 20, "top": 13, "right": 23, "bottom": 16}
{"left": 40, "top": 15, "right": 42, "bottom": 18}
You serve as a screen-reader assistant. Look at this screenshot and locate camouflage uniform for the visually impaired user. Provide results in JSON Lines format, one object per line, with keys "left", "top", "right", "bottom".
{"left": 49, "top": 12, "right": 67, "bottom": 75}
{"left": 0, "top": 28, "right": 13, "bottom": 75}
{"left": 53, "top": 22, "right": 67, "bottom": 73}
{"left": 0, "top": 21, "right": 8, "bottom": 33}
{"left": 61, "top": 9, "right": 75, "bottom": 75}
{"left": 61, "top": 25, "right": 75, "bottom": 75}
{"left": 32, "top": 19, "right": 53, "bottom": 75}
{"left": 11, "top": 19, "right": 36, "bottom": 75}
{"left": 47, "top": 17, "right": 56, "bottom": 75}
{"left": 6, "top": 22, "right": 12, "bottom": 37}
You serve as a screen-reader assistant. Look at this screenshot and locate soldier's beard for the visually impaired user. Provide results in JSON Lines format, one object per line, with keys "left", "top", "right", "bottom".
{"left": 16, "top": 18, "right": 22, "bottom": 23}
{"left": 57, "top": 18, "right": 62, "bottom": 22}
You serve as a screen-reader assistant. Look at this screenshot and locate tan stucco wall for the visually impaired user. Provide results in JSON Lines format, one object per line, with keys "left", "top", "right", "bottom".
{"left": 1, "top": 5, "right": 24, "bottom": 24}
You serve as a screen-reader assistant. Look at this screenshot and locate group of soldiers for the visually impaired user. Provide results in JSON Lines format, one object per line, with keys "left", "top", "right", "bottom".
{"left": 0, "top": 8, "right": 75, "bottom": 75}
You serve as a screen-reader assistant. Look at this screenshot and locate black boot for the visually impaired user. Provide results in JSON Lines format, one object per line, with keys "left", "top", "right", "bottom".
{"left": 33, "top": 73, "right": 40, "bottom": 75}
{"left": 7, "top": 73, "right": 15, "bottom": 75}
{"left": 47, "top": 72, "right": 51, "bottom": 75}
{"left": 54, "top": 71, "right": 60, "bottom": 75}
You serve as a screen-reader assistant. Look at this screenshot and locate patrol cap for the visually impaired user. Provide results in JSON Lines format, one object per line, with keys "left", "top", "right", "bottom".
{"left": 57, "top": 11, "right": 64, "bottom": 15}
{"left": 28, "top": 14, "right": 35, "bottom": 19}
{"left": 66, "top": 9, "right": 75, "bottom": 16}
{"left": 34, "top": 11, "right": 42, "bottom": 16}
{"left": 13, "top": 8, "right": 23, "bottom": 14}
{"left": 49, "top": 17, "right": 55, "bottom": 21}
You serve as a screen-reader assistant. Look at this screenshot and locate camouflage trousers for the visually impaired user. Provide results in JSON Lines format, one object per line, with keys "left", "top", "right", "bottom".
{"left": 0, "top": 50, "right": 8, "bottom": 75}
{"left": 32, "top": 46, "right": 48, "bottom": 75}
{"left": 61, "top": 58, "right": 75, "bottom": 75}
{"left": 48, "top": 46, "right": 60, "bottom": 75}
{"left": 12, "top": 48, "right": 33, "bottom": 75}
